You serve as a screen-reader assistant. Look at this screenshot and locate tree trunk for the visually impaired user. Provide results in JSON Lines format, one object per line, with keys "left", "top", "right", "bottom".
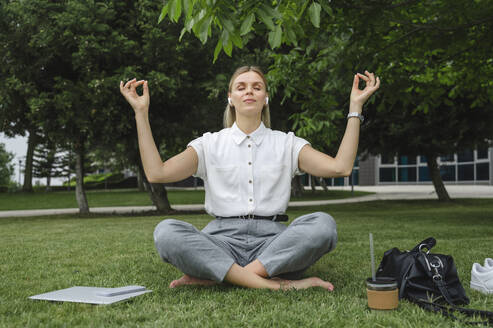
{"left": 22, "top": 130, "right": 36, "bottom": 192}
{"left": 45, "top": 175, "right": 51, "bottom": 192}
{"left": 319, "top": 177, "right": 328, "bottom": 192}
{"left": 426, "top": 154, "right": 451, "bottom": 202}
{"left": 67, "top": 150, "right": 72, "bottom": 191}
{"left": 45, "top": 148, "right": 55, "bottom": 192}
{"left": 138, "top": 165, "right": 171, "bottom": 212}
{"left": 310, "top": 175, "right": 317, "bottom": 193}
{"left": 291, "top": 175, "right": 304, "bottom": 198}
{"left": 136, "top": 166, "right": 146, "bottom": 191}
{"left": 74, "top": 141, "right": 89, "bottom": 214}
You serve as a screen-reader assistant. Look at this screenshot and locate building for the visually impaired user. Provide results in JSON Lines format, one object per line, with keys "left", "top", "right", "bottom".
{"left": 306, "top": 146, "right": 493, "bottom": 187}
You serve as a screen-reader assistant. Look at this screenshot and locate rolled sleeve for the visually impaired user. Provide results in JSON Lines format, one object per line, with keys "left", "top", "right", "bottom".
{"left": 290, "top": 133, "right": 310, "bottom": 177}
{"left": 187, "top": 136, "right": 206, "bottom": 179}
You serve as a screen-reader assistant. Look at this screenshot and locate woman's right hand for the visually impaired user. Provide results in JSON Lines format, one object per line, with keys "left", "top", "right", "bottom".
{"left": 120, "top": 78, "right": 150, "bottom": 115}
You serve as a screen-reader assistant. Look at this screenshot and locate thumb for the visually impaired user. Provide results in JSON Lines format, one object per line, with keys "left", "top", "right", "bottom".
{"left": 143, "top": 80, "right": 149, "bottom": 96}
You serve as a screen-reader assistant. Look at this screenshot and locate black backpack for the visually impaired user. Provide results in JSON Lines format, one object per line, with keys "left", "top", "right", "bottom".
{"left": 376, "top": 237, "right": 493, "bottom": 325}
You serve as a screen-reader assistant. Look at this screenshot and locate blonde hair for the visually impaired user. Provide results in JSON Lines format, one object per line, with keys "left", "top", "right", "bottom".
{"left": 223, "top": 66, "right": 271, "bottom": 128}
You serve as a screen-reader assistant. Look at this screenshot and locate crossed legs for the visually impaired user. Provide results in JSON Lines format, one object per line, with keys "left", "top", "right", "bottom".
{"left": 154, "top": 212, "right": 337, "bottom": 291}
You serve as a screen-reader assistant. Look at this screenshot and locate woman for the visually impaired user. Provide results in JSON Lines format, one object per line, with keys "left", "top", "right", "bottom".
{"left": 120, "top": 66, "right": 380, "bottom": 291}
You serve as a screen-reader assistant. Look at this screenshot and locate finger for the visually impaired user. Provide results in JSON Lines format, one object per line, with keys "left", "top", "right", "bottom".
{"left": 131, "top": 80, "right": 146, "bottom": 93}
{"left": 374, "top": 76, "right": 381, "bottom": 89}
{"left": 119, "top": 81, "right": 124, "bottom": 93}
{"left": 357, "top": 73, "right": 369, "bottom": 82}
{"left": 352, "top": 74, "right": 359, "bottom": 89}
{"left": 364, "top": 77, "right": 381, "bottom": 97}
{"left": 143, "top": 80, "right": 149, "bottom": 96}
{"left": 364, "top": 70, "right": 375, "bottom": 86}
{"left": 124, "top": 78, "right": 136, "bottom": 89}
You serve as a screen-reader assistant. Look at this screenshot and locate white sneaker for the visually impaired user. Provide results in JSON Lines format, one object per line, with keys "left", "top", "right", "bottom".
{"left": 470, "top": 263, "right": 493, "bottom": 294}
{"left": 485, "top": 258, "right": 493, "bottom": 269}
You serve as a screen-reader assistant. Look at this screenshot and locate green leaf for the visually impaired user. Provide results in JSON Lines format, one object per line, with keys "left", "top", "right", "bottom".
{"left": 220, "top": 29, "right": 229, "bottom": 45}
{"left": 170, "top": 0, "right": 182, "bottom": 23}
{"left": 183, "top": 0, "right": 195, "bottom": 20}
{"left": 198, "top": 15, "right": 212, "bottom": 44}
{"left": 223, "top": 39, "right": 233, "bottom": 56}
{"left": 213, "top": 38, "right": 222, "bottom": 63}
{"left": 222, "top": 18, "right": 234, "bottom": 33}
{"left": 240, "top": 13, "right": 255, "bottom": 36}
{"left": 268, "top": 24, "right": 282, "bottom": 49}
{"left": 230, "top": 31, "right": 243, "bottom": 49}
{"left": 184, "top": 16, "right": 195, "bottom": 32}
{"left": 179, "top": 27, "right": 188, "bottom": 41}
{"left": 285, "top": 27, "right": 297, "bottom": 46}
{"left": 222, "top": 30, "right": 233, "bottom": 56}
{"left": 319, "top": 2, "right": 333, "bottom": 17}
{"left": 257, "top": 8, "right": 275, "bottom": 31}
{"left": 259, "top": 4, "right": 280, "bottom": 19}
{"left": 308, "top": 2, "right": 321, "bottom": 28}
{"left": 158, "top": 3, "right": 170, "bottom": 24}
{"left": 191, "top": 9, "right": 207, "bottom": 34}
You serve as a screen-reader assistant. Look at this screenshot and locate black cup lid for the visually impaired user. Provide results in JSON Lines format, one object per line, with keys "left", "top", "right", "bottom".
{"left": 366, "top": 277, "right": 397, "bottom": 288}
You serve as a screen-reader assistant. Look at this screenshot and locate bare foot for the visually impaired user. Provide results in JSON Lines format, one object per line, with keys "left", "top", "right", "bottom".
{"left": 273, "top": 277, "right": 334, "bottom": 291}
{"left": 169, "top": 274, "right": 217, "bottom": 288}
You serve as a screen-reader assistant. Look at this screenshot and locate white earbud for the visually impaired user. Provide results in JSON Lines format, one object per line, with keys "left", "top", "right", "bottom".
{"left": 265, "top": 97, "right": 269, "bottom": 105}
{"left": 228, "top": 97, "right": 232, "bottom": 106}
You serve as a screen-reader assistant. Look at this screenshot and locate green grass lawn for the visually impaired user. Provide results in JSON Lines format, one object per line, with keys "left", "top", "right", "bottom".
{"left": 1, "top": 199, "right": 492, "bottom": 327}
{"left": 0, "top": 189, "right": 372, "bottom": 211}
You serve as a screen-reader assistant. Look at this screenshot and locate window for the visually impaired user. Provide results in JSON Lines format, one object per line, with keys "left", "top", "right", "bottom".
{"left": 399, "top": 167, "right": 417, "bottom": 182}
{"left": 334, "top": 177, "right": 345, "bottom": 186}
{"left": 458, "top": 164, "right": 474, "bottom": 181}
{"left": 419, "top": 156, "right": 428, "bottom": 164}
{"left": 440, "top": 154, "right": 455, "bottom": 162}
{"left": 458, "top": 150, "right": 474, "bottom": 162}
{"left": 477, "top": 147, "right": 489, "bottom": 160}
{"left": 440, "top": 165, "right": 456, "bottom": 181}
{"left": 476, "top": 163, "right": 490, "bottom": 180}
{"left": 301, "top": 174, "right": 309, "bottom": 186}
{"left": 380, "top": 167, "right": 396, "bottom": 182}
{"left": 351, "top": 170, "right": 359, "bottom": 185}
{"left": 398, "top": 155, "right": 417, "bottom": 165}
{"left": 419, "top": 166, "right": 431, "bottom": 181}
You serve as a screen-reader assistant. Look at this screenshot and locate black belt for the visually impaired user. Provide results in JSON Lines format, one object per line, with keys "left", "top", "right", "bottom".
{"left": 216, "top": 214, "right": 288, "bottom": 222}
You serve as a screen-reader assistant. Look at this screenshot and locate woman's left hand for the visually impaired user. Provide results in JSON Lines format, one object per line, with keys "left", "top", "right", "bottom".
{"left": 350, "top": 70, "right": 380, "bottom": 109}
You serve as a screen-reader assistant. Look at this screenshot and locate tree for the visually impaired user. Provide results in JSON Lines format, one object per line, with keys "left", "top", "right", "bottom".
{"left": 32, "top": 137, "right": 65, "bottom": 191}
{"left": 2, "top": 0, "right": 141, "bottom": 212}
{"left": 158, "top": 0, "right": 326, "bottom": 62}
{"left": 159, "top": 0, "right": 493, "bottom": 201}
{"left": 333, "top": 0, "right": 493, "bottom": 200}
{"left": 0, "top": 1, "right": 54, "bottom": 192}
{"left": 0, "top": 143, "right": 15, "bottom": 189}
{"left": 2, "top": 0, "right": 236, "bottom": 213}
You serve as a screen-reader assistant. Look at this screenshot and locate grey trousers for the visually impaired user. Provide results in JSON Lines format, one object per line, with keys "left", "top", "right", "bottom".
{"left": 153, "top": 211, "right": 337, "bottom": 282}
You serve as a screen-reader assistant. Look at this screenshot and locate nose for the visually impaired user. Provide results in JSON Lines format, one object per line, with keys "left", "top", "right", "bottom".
{"left": 245, "top": 85, "right": 253, "bottom": 95}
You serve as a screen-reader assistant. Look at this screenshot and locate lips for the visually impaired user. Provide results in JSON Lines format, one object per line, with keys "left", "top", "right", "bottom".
{"left": 243, "top": 99, "right": 256, "bottom": 103}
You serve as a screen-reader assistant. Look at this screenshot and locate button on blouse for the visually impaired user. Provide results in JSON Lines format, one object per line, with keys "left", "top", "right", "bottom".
{"left": 188, "top": 122, "right": 309, "bottom": 217}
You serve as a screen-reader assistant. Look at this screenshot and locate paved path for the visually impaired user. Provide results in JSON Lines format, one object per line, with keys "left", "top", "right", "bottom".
{"left": 1, "top": 185, "right": 491, "bottom": 218}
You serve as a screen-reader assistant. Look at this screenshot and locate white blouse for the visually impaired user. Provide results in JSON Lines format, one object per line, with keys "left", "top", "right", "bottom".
{"left": 187, "top": 122, "right": 309, "bottom": 217}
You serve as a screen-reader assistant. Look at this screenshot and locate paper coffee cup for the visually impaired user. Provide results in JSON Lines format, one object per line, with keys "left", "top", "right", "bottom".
{"left": 366, "top": 277, "right": 399, "bottom": 310}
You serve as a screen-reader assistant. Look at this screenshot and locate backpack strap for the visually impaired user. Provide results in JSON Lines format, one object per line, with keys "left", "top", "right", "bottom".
{"left": 411, "top": 237, "right": 436, "bottom": 253}
{"left": 409, "top": 296, "right": 493, "bottom": 326}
